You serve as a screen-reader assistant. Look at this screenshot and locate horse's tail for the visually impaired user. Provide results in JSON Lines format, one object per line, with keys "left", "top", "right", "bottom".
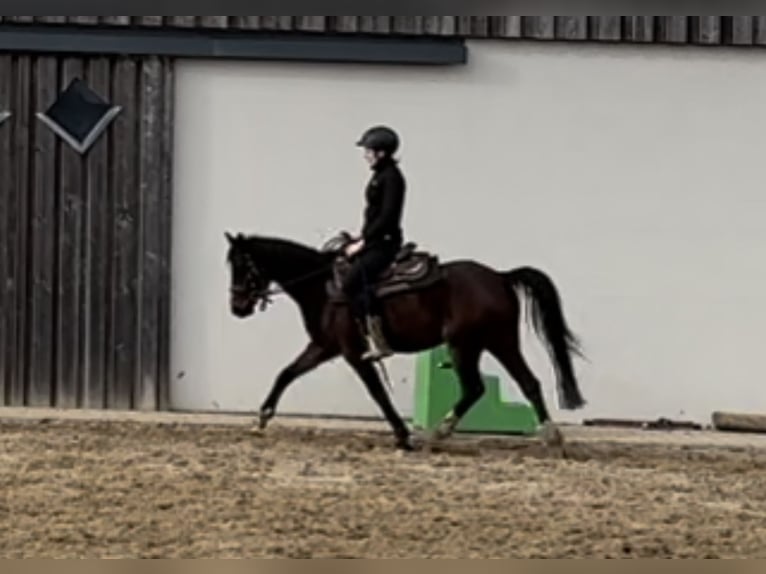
{"left": 504, "top": 266, "right": 586, "bottom": 410}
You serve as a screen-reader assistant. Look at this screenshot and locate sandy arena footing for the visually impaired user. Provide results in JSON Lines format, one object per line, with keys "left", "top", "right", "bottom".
{"left": 1, "top": 407, "right": 766, "bottom": 558}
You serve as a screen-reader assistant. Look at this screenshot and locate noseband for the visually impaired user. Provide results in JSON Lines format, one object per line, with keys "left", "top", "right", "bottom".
{"left": 230, "top": 255, "right": 274, "bottom": 311}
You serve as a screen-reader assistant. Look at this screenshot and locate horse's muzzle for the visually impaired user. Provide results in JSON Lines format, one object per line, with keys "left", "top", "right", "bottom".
{"left": 230, "top": 296, "right": 255, "bottom": 318}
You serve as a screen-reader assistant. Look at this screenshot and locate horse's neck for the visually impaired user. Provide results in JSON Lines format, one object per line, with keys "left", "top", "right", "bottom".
{"left": 252, "top": 239, "right": 331, "bottom": 337}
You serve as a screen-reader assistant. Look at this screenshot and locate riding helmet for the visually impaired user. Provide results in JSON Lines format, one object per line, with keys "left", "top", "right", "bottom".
{"left": 356, "top": 125, "right": 400, "bottom": 155}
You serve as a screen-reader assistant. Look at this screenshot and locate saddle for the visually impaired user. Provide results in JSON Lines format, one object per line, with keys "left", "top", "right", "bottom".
{"left": 325, "top": 239, "right": 442, "bottom": 303}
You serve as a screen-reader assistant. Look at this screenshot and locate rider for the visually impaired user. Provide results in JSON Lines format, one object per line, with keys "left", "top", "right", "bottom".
{"left": 342, "top": 125, "right": 406, "bottom": 361}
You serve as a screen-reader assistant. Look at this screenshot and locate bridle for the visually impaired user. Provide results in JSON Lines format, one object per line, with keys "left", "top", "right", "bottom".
{"left": 229, "top": 250, "right": 339, "bottom": 312}
{"left": 229, "top": 253, "right": 274, "bottom": 312}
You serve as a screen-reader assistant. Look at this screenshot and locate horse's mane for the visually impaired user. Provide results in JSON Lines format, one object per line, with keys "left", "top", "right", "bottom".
{"left": 240, "top": 234, "right": 334, "bottom": 277}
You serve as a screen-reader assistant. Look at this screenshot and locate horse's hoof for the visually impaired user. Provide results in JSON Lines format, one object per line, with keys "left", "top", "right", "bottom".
{"left": 432, "top": 422, "right": 456, "bottom": 442}
{"left": 540, "top": 422, "right": 565, "bottom": 448}
{"left": 249, "top": 426, "right": 266, "bottom": 437}
{"left": 396, "top": 435, "right": 415, "bottom": 452}
{"left": 258, "top": 407, "right": 275, "bottom": 430}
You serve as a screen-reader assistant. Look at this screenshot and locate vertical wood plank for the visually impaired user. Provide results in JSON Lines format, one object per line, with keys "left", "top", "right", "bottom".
{"left": 230, "top": 16, "right": 260, "bottom": 30}
{"left": 295, "top": 17, "right": 326, "bottom": 32}
{"left": 35, "top": 16, "right": 67, "bottom": 24}
{"left": 456, "top": 17, "right": 472, "bottom": 35}
{"left": 256, "top": 16, "right": 292, "bottom": 30}
{"left": 157, "top": 57, "right": 174, "bottom": 411}
{"left": 109, "top": 57, "right": 139, "bottom": 410}
{"left": 424, "top": 17, "right": 456, "bottom": 36}
{"left": 728, "top": 16, "right": 754, "bottom": 45}
{"left": 83, "top": 57, "right": 111, "bottom": 409}
{"left": 67, "top": 16, "right": 99, "bottom": 25}
{"left": 755, "top": 17, "right": 766, "bottom": 45}
{"left": 0, "top": 55, "right": 12, "bottom": 405}
{"left": 690, "top": 16, "right": 721, "bottom": 45}
{"left": 276, "top": 17, "right": 294, "bottom": 30}
{"left": 657, "top": 17, "right": 689, "bottom": 43}
{"left": 457, "top": 17, "right": 491, "bottom": 36}
{"left": 393, "top": 17, "right": 424, "bottom": 35}
{"left": 555, "top": 17, "right": 588, "bottom": 40}
{"left": 6, "top": 56, "right": 31, "bottom": 406}
{"left": 99, "top": 16, "right": 131, "bottom": 26}
{"left": 27, "top": 55, "right": 58, "bottom": 407}
{"left": 55, "top": 57, "right": 85, "bottom": 408}
{"left": 623, "top": 17, "right": 655, "bottom": 42}
{"left": 522, "top": 17, "right": 556, "bottom": 39}
{"left": 166, "top": 16, "right": 196, "bottom": 28}
{"left": 136, "top": 16, "right": 164, "bottom": 27}
{"left": 137, "top": 57, "right": 163, "bottom": 411}
{"left": 199, "top": 16, "right": 229, "bottom": 29}
{"left": 332, "top": 17, "right": 359, "bottom": 33}
{"left": 67, "top": 16, "right": 99, "bottom": 26}
{"left": 589, "top": 16, "right": 622, "bottom": 41}
{"left": 469, "top": 17, "right": 489, "bottom": 37}
{"left": 358, "top": 17, "right": 391, "bottom": 34}
{"left": 489, "top": 16, "right": 521, "bottom": 38}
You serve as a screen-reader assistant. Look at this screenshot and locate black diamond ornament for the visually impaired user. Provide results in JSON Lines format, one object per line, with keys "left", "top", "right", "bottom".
{"left": 0, "top": 110, "right": 10, "bottom": 126}
{"left": 36, "top": 78, "right": 121, "bottom": 154}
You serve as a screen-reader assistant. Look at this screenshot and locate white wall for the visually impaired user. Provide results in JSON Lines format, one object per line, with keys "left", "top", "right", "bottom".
{"left": 171, "top": 41, "right": 766, "bottom": 424}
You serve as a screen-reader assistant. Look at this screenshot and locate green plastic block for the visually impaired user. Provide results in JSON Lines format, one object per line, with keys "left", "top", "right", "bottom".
{"left": 413, "top": 344, "right": 539, "bottom": 435}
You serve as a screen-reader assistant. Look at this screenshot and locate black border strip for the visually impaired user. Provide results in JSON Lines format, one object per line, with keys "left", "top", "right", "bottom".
{"left": 0, "top": 24, "right": 467, "bottom": 65}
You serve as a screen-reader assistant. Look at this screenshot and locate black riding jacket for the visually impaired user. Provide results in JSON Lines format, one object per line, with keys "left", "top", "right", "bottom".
{"left": 361, "top": 157, "right": 405, "bottom": 248}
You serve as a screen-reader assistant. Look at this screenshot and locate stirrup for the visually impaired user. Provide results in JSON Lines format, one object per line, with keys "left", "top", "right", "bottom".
{"left": 362, "top": 316, "right": 392, "bottom": 361}
{"left": 362, "top": 339, "right": 392, "bottom": 361}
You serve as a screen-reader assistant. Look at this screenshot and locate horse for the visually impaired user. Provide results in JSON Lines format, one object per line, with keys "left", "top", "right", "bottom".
{"left": 224, "top": 230, "right": 586, "bottom": 451}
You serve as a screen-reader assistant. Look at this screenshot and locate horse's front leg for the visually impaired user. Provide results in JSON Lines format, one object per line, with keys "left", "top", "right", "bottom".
{"left": 346, "top": 356, "right": 413, "bottom": 451}
{"left": 258, "top": 341, "right": 338, "bottom": 430}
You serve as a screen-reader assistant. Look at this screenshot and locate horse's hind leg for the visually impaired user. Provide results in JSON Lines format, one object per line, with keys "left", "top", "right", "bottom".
{"left": 433, "top": 343, "right": 485, "bottom": 441}
{"left": 487, "top": 334, "right": 563, "bottom": 446}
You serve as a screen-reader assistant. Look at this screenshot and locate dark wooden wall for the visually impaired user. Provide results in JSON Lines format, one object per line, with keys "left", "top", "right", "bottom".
{"left": 2, "top": 16, "right": 766, "bottom": 47}
{"left": 0, "top": 53, "right": 173, "bottom": 410}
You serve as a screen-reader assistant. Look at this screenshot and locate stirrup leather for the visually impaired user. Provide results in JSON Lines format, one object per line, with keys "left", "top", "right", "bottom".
{"left": 362, "top": 316, "right": 392, "bottom": 360}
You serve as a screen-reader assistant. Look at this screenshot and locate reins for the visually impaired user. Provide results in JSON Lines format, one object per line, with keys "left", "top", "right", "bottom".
{"left": 255, "top": 258, "right": 338, "bottom": 308}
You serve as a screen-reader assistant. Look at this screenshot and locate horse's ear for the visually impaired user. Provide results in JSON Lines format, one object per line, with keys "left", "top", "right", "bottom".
{"left": 225, "top": 231, "right": 235, "bottom": 244}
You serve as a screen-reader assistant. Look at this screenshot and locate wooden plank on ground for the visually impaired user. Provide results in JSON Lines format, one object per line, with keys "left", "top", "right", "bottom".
{"left": 712, "top": 411, "right": 766, "bottom": 434}
{"left": 583, "top": 418, "right": 703, "bottom": 431}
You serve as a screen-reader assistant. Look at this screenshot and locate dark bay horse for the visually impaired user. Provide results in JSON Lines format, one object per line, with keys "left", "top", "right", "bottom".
{"left": 224, "top": 231, "right": 586, "bottom": 450}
